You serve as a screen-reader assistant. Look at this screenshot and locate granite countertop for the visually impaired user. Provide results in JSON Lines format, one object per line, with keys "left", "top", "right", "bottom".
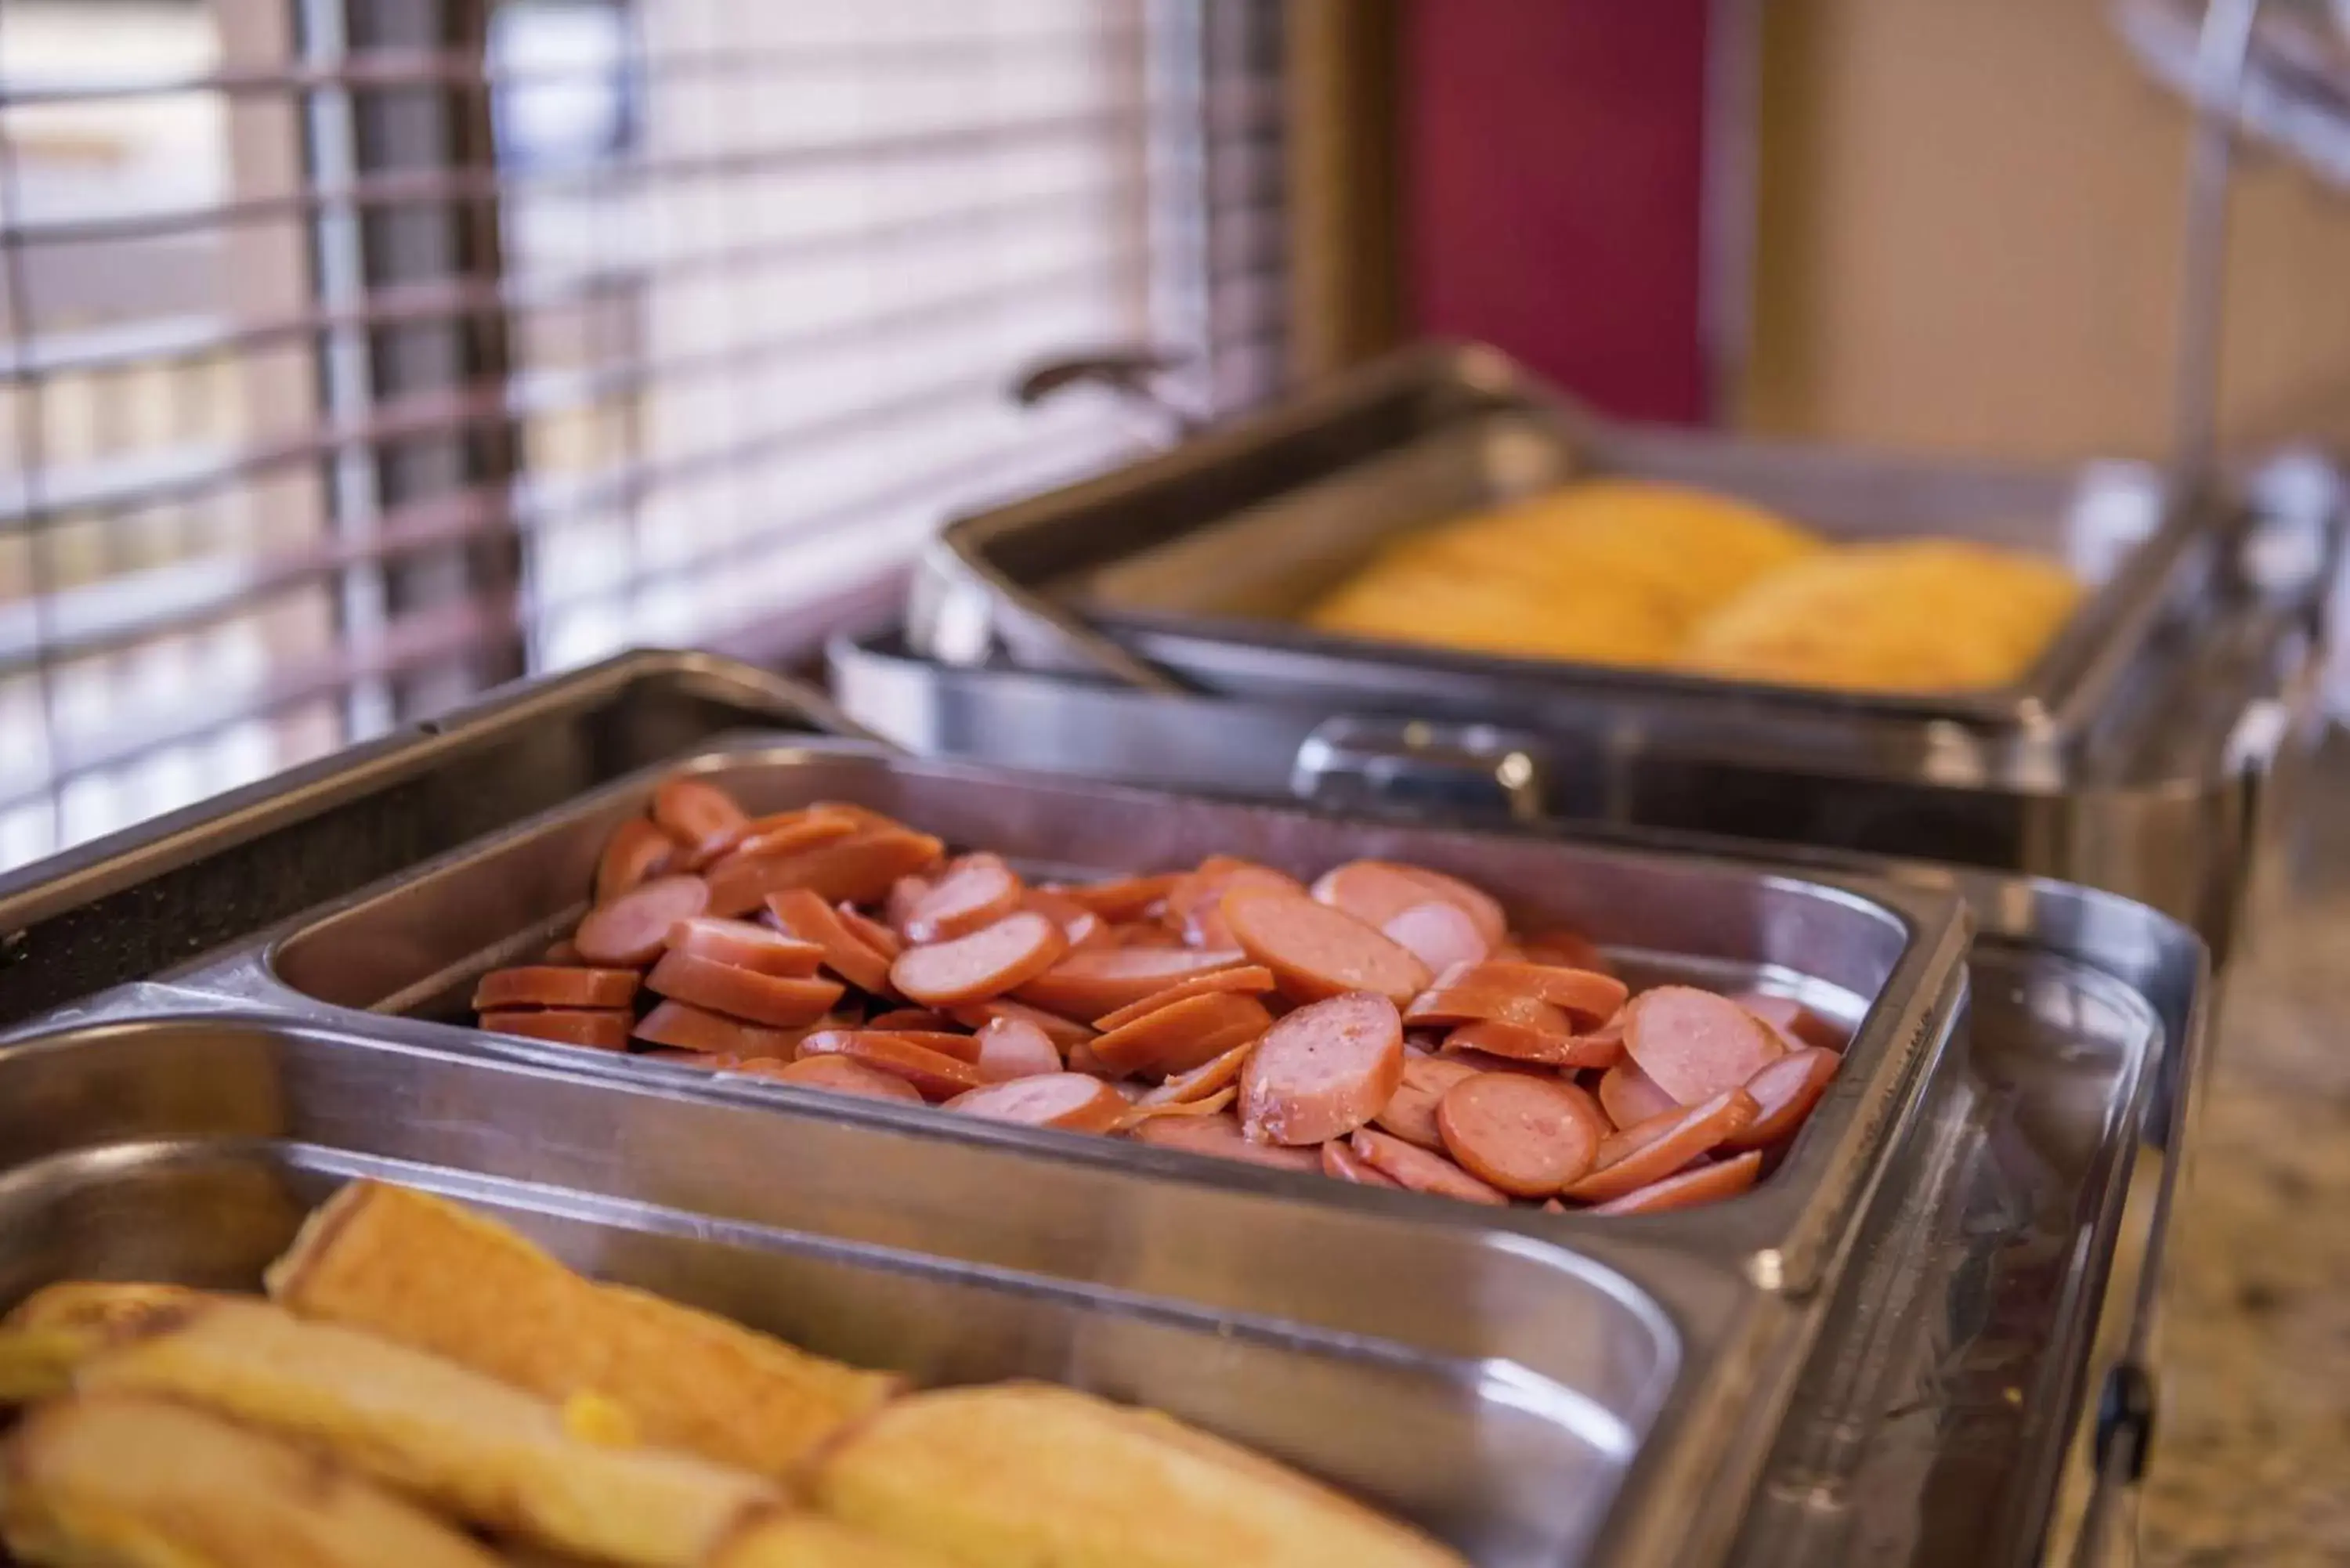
{"left": 2141, "top": 753, "right": 2350, "bottom": 1566}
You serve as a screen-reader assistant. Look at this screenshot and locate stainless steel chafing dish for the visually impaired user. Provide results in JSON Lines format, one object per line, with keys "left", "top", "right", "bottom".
{"left": 0, "top": 653, "right": 2205, "bottom": 1568}
{"left": 843, "top": 342, "right": 2340, "bottom": 958}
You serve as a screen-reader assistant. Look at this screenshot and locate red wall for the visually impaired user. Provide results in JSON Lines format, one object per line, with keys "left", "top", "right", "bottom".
{"left": 1403, "top": 2, "right": 1713, "bottom": 423}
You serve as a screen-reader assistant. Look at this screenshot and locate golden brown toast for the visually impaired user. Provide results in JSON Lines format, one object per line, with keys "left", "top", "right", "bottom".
{"left": 266, "top": 1182, "right": 898, "bottom": 1478}
{"left": 0, "top": 1393, "right": 506, "bottom": 1568}
{"left": 0, "top": 1284, "right": 212, "bottom": 1404}
{"left": 16, "top": 1295, "right": 783, "bottom": 1568}
{"left": 810, "top": 1382, "right": 1468, "bottom": 1568}
{"left": 711, "top": 1515, "right": 964, "bottom": 1568}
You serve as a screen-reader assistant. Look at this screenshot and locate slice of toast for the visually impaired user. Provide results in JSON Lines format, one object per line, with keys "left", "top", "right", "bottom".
{"left": 0, "top": 1393, "right": 506, "bottom": 1568}
{"left": 266, "top": 1182, "right": 898, "bottom": 1478}
{"left": 809, "top": 1382, "right": 1468, "bottom": 1568}
{"left": 710, "top": 1515, "right": 962, "bottom": 1568}
{"left": 57, "top": 1296, "right": 780, "bottom": 1568}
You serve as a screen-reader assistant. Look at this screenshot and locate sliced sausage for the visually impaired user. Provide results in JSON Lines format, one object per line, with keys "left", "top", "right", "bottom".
{"left": 1590, "top": 1150, "right": 1765, "bottom": 1215}
{"left": 1014, "top": 946, "right": 1247, "bottom": 1021}
{"left": 1732, "top": 991, "right": 1848, "bottom": 1052}
{"left": 1136, "top": 1039, "right": 1259, "bottom": 1107}
{"left": 891, "top": 911, "right": 1068, "bottom": 1009}
{"left": 472, "top": 965, "right": 639, "bottom": 1012}
{"left": 840, "top": 902, "right": 906, "bottom": 962}
{"left": 1725, "top": 1047, "right": 1840, "bottom": 1149}
{"left": 1091, "top": 965, "right": 1276, "bottom": 1031}
{"left": 1371, "top": 1055, "right": 1484, "bottom": 1151}
{"left": 573, "top": 874, "right": 710, "bottom": 968}
{"left": 1622, "top": 986, "right": 1786, "bottom": 1105}
{"left": 863, "top": 1007, "right": 956, "bottom": 1031}
{"left": 1441, "top": 1046, "right": 1564, "bottom": 1080}
{"left": 864, "top": 1028, "right": 985, "bottom": 1064}
{"left": 945, "top": 1072, "right": 1129, "bottom": 1133}
{"left": 595, "top": 818, "right": 677, "bottom": 904}
{"left": 1166, "top": 858, "right": 1308, "bottom": 948}
{"left": 1127, "top": 1111, "right": 1321, "bottom": 1172}
{"left": 902, "top": 854, "right": 1025, "bottom": 944}
{"left": 645, "top": 949, "right": 847, "bottom": 1028}
{"left": 794, "top": 1031, "right": 987, "bottom": 1101}
{"left": 740, "top": 1054, "right": 923, "bottom": 1103}
{"left": 703, "top": 828, "right": 945, "bottom": 918}
{"left": 1321, "top": 1139, "right": 1401, "bottom": 1188}
{"left": 666, "top": 917, "right": 824, "bottom": 978}
{"left": 1379, "top": 901, "right": 1491, "bottom": 975}
{"left": 1023, "top": 888, "right": 1111, "bottom": 953}
{"left": 477, "top": 1008, "right": 631, "bottom": 1052}
{"left": 1435, "top": 1075, "right": 1605, "bottom": 1197}
{"left": 1564, "top": 1089, "right": 1761, "bottom": 1205}
{"left": 1222, "top": 887, "right": 1430, "bottom": 1006}
{"left": 884, "top": 874, "right": 933, "bottom": 939}
{"left": 1517, "top": 927, "right": 1613, "bottom": 976}
{"left": 1237, "top": 992, "right": 1405, "bottom": 1147}
{"left": 1058, "top": 873, "right": 1182, "bottom": 920}
{"left": 1088, "top": 992, "right": 1275, "bottom": 1079}
{"left": 631, "top": 999, "right": 809, "bottom": 1060}
{"left": 650, "top": 778, "right": 750, "bottom": 863}
{"left": 1404, "top": 986, "right": 1572, "bottom": 1035}
{"left": 1347, "top": 1127, "right": 1509, "bottom": 1206}
{"left": 1442, "top": 1018, "right": 1621, "bottom": 1069}
{"left": 973, "top": 1015, "right": 1065, "bottom": 1082}
{"left": 1311, "top": 861, "right": 1506, "bottom": 947}
{"left": 1598, "top": 1058, "right": 1679, "bottom": 1129}
{"left": 728, "top": 809, "right": 862, "bottom": 863}
{"left": 1114, "top": 1086, "right": 1239, "bottom": 1132}
{"left": 763, "top": 890, "right": 897, "bottom": 995}
{"left": 637, "top": 1047, "right": 737, "bottom": 1071}
{"left": 946, "top": 997, "right": 1097, "bottom": 1051}
{"left": 1442, "top": 962, "right": 1627, "bottom": 1028}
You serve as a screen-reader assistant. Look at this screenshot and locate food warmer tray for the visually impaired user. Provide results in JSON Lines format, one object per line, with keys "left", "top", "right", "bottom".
{"left": 859, "top": 343, "right": 2341, "bottom": 958}
{"left": 0, "top": 658, "right": 2207, "bottom": 1567}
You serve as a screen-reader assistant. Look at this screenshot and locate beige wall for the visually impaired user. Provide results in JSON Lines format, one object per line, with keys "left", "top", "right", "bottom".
{"left": 1744, "top": 0, "right": 2350, "bottom": 464}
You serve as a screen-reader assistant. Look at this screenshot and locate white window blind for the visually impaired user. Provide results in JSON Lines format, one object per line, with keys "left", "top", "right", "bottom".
{"left": 0, "top": 0, "right": 1287, "bottom": 872}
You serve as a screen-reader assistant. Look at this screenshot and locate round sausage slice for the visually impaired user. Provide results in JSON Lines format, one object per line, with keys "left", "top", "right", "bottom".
{"left": 727, "top": 810, "right": 862, "bottom": 864}
{"left": 1237, "top": 992, "right": 1405, "bottom": 1147}
{"left": 1404, "top": 986, "right": 1572, "bottom": 1035}
{"left": 666, "top": 917, "right": 823, "bottom": 977}
{"left": 1114, "top": 1086, "right": 1238, "bottom": 1133}
{"left": 1014, "top": 946, "right": 1248, "bottom": 1021}
{"left": 1311, "top": 861, "right": 1507, "bottom": 947}
{"left": 794, "top": 1031, "right": 986, "bottom": 1100}
{"left": 1222, "top": 888, "right": 1430, "bottom": 1006}
{"left": 902, "top": 854, "right": 1025, "bottom": 944}
{"left": 1731, "top": 991, "right": 1848, "bottom": 1053}
{"left": 891, "top": 911, "right": 1069, "bottom": 1009}
{"left": 1023, "top": 888, "right": 1111, "bottom": 953}
{"left": 573, "top": 874, "right": 710, "bottom": 968}
{"left": 1091, "top": 965, "right": 1276, "bottom": 1032}
{"left": 477, "top": 1008, "right": 631, "bottom": 1053}
{"left": 595, "top": 818, "right": 677, "bottom": 905}
{"left": 1347, "top": 1127, "right": 1509, "bottom": 1206}
{"left": 645, "top": 949, "right": 846, "bottom": 1028}
{"left": 1564, "top": 1089, "right": 1761, "bottom": 1205}
{"left": 1379, "top": 902, "right": 1491, "bottom": 976}
{"left": 1435, "top": 1075, "right": 1605, "bottom": 1197}
{"left": 1321, "top": 1139, "right": 1401, "bottom": 1188}
{"left": 947, "top": 997, "right": 1097, "bottom": 1052}
{"left": 1725, "top": 1047, "right": 1840, "bottom": 1149}
{"left": 1166, "top": 858, "right": 1307, "bottom": 948}
{"left": 762, "top": 889, "right": 897, "bottom": 995}
{"left": 945, "top": 1072, "right": 1128, "bottom": 1133}
{"left": 1445, "top": 963, "right": 1627, "bottom": 1028}
{"left": 1371, "top": 1055, "right": 1483, "bottom": 1151}
{"left": 1590, "top": 1150, "right": 1765, "bottom": 1215}
{"left": 631, "top": 999, "right": 809, "bottom": 1060}
{"left": 1127, "top": 1111, "right": 1321, "bottom": 1172}
{"left": 746, "top": 1054, "right": 924, "bottom": 1104}
{"left": 1136, "top": 1039, "right": 1260, "bottom": 1107}
{"left": 1442, "top": 1018, "right": 1622, "bottom": 1069}
{"left": 973, "top": 1015, "right": 1065, "bottom": 1082}
{"left": 1623, "top": 986, "right": 1786, "bottom": 1105}
{"left": 1058, "top": 873, "right": 1182, "bottom": 920}
{"left": 650, "top": 778, "right": 749, "bottom": 863}
{"left": 835, "top": 903, "right": 905, "bottom": 962}
{"left": 1089, "top": 992, "right": 1274, "bottom": 1078}
{"left": 1598, "top": 1059, "right": 1678, "bottom": 1129}
{"left": 703, "top": 829, "right": 945, "bottom": 918}
{"left": 472, "top": 965, "right": 640, "bottom": 1012}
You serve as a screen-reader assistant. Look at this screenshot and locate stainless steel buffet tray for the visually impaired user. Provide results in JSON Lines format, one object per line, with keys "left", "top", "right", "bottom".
{"left": 0, "top": 648, "right": 859, "bottom": 1028}
{"left": 913, "top": 341, "right": 2254, "bottom": 767}
{"left": 172, "top": 738, "right": 1972, "bottom": 1299}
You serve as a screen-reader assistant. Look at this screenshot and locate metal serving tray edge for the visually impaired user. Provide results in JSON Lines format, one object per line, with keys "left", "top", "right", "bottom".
{"left": 916, "top": 340, "right": 2211, "bottom": 746}
{"left": 0, "top": 1010, "right": 1777, "bottom": 1568}
{"left": 170, "top": 736, "right": 1973, "bottom": 1303}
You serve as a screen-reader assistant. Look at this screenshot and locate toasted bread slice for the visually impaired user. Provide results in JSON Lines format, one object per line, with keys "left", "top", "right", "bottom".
{"left": 712, "top": 1515, "right": 963, "bottom": 1568}
{"left": 0, "top": 1284, "right": 212, "bottom": 1404}
{"left": 266, "top": 1182, "right": 898, "bottom": 1477}
{"left": 809, "top": 1382, "right": 1466, "bottom": 1568}
{"left": 0, "top": 1393, "right": 504, "bottom": 1568}
{"left": 42, "top": 1296, "right": 779, "bottom": 1568}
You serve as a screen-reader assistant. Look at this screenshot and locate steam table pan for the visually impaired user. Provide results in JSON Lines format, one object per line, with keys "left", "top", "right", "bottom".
{"left": 172, "top": 737, "right": 1972, "bottom": 1300}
